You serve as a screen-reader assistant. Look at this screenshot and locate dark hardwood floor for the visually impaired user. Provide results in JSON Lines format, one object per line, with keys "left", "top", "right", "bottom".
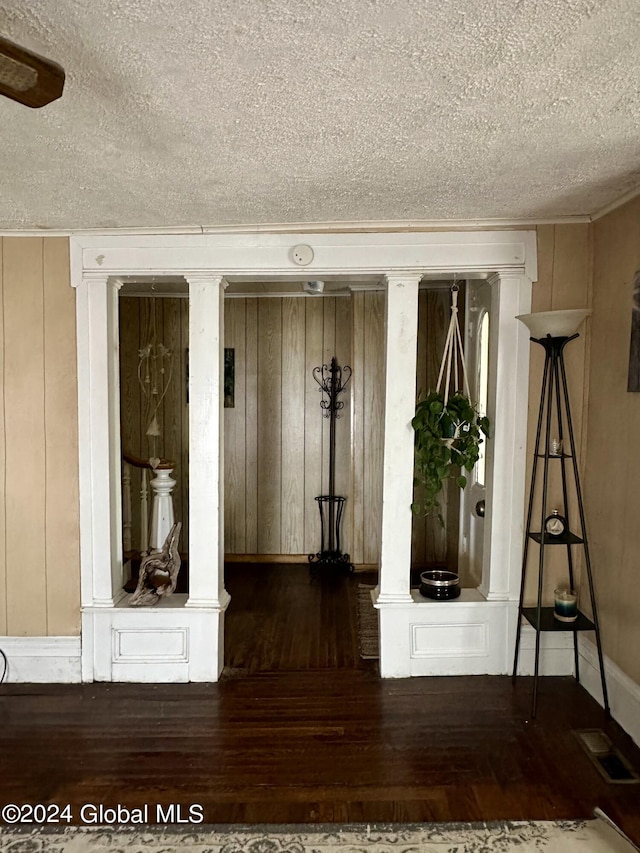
{"left": 223, "top": 562, "right": 373, "bottom": 673}
{"left": 0, "top": 563, "right": 638, "bottom": 837}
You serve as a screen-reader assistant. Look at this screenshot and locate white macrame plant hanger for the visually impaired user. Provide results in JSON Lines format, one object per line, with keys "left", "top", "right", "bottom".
{"left": 436, "top": 284, "right": 471, "bottom": 443}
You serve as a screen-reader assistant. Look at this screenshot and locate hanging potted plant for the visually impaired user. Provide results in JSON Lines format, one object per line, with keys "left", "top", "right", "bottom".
{"left": 411, "top": 284, "right": 490, "bottom": 522}
{"left": 411, "top": 389, "right": 490, "bottom": 520}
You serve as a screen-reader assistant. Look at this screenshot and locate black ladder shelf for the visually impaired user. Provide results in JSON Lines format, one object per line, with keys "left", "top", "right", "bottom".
{"left": 512, "top": 332, "right": 610, "bottom": 718}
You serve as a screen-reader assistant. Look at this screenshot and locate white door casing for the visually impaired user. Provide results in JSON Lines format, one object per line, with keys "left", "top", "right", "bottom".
{"left": 459, "top": 279, "right": 493, "bottom": 589}
{"left": 71, "top": 231, "right": 536, "bottom": 682}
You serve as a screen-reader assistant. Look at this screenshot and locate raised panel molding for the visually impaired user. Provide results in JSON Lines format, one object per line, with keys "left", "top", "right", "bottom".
{"left": 112, "top": 627, "right": 189, "bottom": 663}
{"left": 412, "top": 621, "right": 488, "bottom": 658}
{"left": 83, "top": 598, "right": 224, "bottom": 683}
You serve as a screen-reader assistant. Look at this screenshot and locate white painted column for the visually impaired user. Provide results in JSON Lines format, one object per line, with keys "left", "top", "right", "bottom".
{"left": 480, "top": 273, "right": 532, "bottom": 601}
{"left": 107, "top": 278, "right": 125, "bottom": 599}
{"left": 76, "top": 273, "right": 124, "bottom": 608}
{"left": 185, "top": 275, "right": 229, "bottom": 609}
{"left": 377, "top": 274, "right": 421, "bottom": 604}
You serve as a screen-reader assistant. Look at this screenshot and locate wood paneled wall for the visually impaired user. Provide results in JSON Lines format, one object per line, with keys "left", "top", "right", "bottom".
{"left": 586, "top": 198, "right": 640, "bottom": 685}
{"left": 412, "top": 288, "right": 461, "bottom": 569}
{"left": 0, "top": 237, "right": 80, "bottom": 637}
{"left": 119, "top": 297, "right": 189, "bottom": 550}
{"left": 0, "top": 230, "right": 611, "bottom": 640}
{"left": 120, "top": 289, "right": 457, "bottom": 569}
{"left": 350, "top": 291, "right": 385, "bottom": 566}
{"left": 524, "top": 225, "right": 591, "bottom": 604}
{"left": 224, "top": 297, "right": 352, "bottom": 555}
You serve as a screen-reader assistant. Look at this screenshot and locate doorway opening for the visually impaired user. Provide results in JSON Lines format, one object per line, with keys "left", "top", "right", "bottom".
{"left": 73, "top": 229, "right": 535, "bottom": 682}
{"left": 222, "top": 279, "right": 360, "bottom": 673}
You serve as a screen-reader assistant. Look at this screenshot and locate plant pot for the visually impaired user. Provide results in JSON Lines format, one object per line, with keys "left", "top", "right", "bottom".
{"left": 419, "top": 569, "right": 461, "bottom": 600}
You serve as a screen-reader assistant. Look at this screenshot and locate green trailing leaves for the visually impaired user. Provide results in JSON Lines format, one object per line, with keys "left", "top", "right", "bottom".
{"left": 412, "top": 390, "right": 490, "bottom": 519}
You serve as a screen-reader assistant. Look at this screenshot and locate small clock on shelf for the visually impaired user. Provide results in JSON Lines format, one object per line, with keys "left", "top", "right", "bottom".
{"left": 544, "top": 510, "right": 567, "bottom": 537}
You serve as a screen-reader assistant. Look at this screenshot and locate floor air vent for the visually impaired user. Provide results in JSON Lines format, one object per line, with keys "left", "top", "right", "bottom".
{"left": 574, "top": 729, "right": 640, "bottom": 784}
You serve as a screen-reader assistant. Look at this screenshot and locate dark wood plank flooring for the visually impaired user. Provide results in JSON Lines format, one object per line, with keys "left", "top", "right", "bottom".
{"left": 223, "top": 563, "right": 372, "bottom": 673}
{"left": 0, "top": 564, "right": 638, "bottom": 837}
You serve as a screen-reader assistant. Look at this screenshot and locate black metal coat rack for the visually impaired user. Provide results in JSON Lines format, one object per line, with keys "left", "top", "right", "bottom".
{"left": 308, "top": 356, "right": 353, "bottom": 571}
{"left": 512, "top": 332, "right": 609, "bottom": 718}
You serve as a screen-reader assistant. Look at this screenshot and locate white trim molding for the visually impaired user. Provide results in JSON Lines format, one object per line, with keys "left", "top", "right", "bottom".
{"left": 0, "top": 217, "right": 591, "bottom": 239}
{"left": 0, "top": 637, "right": 81, "bottom": 683}
{"left": 71, "top": 229, "right": 536, "bottom": 683}
{"left": 578, "top": 636, "right": 640, "bottom": 748}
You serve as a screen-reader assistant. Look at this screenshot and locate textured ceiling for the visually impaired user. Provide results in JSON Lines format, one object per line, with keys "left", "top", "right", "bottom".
{"left": 1, "top": 0, "right": 639, "bottom": 230}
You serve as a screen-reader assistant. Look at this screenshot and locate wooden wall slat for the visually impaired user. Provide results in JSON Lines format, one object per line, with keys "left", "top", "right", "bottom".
{"left": 3, "top": 237, "right": 47, "bottom": 634}
{"left": 162, "top": 299, "right": 184, "bottom": 542}
{"left": 43, "top": 238, "right": 80, "bottom": 635}
{"left": 244, "top": 299, "right": 259, "bottom": 553}
{"left": 281, "top": 298, "right": 306, "bottom": 553}
{"left": 180, "top": 301, "right": 190, "bottom": 551}
{"left": 412, "top": 291, "right": 429, "bottom": 565}
{"left": 427, "top": 290, "right": 449, "bottom": 565}
{"left": 334, "top": 297, "right": 352, "bottom": 555}
{"left": 321, "top": 298, "right": 336, "bottom": 496}
{"left": 363, "top": 292, "right": 385, "bottom": 566}
{"left": 257, "top": 299, "right": 282, "bottom": 553}
{"left": 303, "top": 299, "right": 324, "bottom": 554}
{"left": 0, "top": 240, "right": 5, "bottom": 634}
{"left": 119, "top": 298, "right": 142, "bottom": 548}
{"left": 350, "top": 292, "right": 366, "bottom": 565}
{"left": 224, "top": 299, "right": 247, "bottom": 553}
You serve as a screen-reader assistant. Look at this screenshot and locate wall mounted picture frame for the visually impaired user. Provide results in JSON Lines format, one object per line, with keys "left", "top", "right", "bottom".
{"left": 627, "top": 270, "right": 640, "bottom": 391}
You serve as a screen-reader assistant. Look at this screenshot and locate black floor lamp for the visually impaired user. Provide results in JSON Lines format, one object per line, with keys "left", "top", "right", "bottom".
{"left": 512, "top": 309, "right": 609, "bottom": 718}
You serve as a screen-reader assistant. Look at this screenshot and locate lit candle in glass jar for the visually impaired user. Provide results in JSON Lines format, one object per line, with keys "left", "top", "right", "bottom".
{"left": 554, "top": 588, "right": 578, "bottom": 622}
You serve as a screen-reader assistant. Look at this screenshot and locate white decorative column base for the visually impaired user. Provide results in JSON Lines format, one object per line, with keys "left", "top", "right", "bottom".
{"left": 375, "top": 590, "right": 580, "bottom": 679}
{"left": 81, "top": 595, "right": 228, "bottom": 683}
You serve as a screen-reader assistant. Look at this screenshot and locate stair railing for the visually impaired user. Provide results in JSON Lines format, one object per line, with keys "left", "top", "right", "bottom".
{"left": 122, "top": 451, "right": 176, "bottom": 555}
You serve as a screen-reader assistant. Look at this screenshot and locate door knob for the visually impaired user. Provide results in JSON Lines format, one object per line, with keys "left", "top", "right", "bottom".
{"left": 475, "top": 500, "right": 485, "bottom": 518}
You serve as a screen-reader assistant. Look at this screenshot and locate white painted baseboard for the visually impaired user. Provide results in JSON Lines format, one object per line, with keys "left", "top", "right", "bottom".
{"left": 0, "top": 637, "right": 81, "bottom": 682}
{"left": 578, "top": 636, "right": 640, "bottom": 748}
{"left": 516, "top": 624, "right": 576, "bottom": 676}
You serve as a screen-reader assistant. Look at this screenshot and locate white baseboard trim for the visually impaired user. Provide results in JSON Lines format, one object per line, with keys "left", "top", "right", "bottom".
{"left": 0, "top": 637, "right": 82, "bottom": 683}
{"left": 578, "top": 636, "right": 640, "bottom": 748}
{"left": 516, "top": 624, "right": 576, "bottom": 676}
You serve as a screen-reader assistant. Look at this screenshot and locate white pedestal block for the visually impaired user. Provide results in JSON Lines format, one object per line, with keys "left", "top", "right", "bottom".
{"left": 81, "top": 595, "right": 227, "bottom": 682}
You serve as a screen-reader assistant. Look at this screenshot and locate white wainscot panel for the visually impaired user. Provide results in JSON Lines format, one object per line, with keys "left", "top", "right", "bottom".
{"left": 405, "top": 592, "right": 515, "bottom": 677}
{"left": 83, "top": 594, "right": 225, "bottom": 683}
{"left": 412, "top": 621, "right": 487, "bottom": 658}
{"left": 113, "top": 628, "right": 189, "bottom": 663}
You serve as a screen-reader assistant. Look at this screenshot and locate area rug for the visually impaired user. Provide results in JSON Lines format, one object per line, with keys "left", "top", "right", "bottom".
{"left": 1, "top": 816, "right": 637, "bottom": 853}
{"left": 357, "top": 583, "right": 379, "bottom": 659}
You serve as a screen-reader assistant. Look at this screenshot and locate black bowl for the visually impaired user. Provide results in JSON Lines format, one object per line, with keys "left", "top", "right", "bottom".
{"left": 419, "top": 569, "right": 461, "bottom": 600}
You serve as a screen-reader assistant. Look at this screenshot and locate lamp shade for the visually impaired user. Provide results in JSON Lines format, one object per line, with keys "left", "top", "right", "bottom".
{"left": 516, "top": 309, "right": 591, "bottom": 338}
